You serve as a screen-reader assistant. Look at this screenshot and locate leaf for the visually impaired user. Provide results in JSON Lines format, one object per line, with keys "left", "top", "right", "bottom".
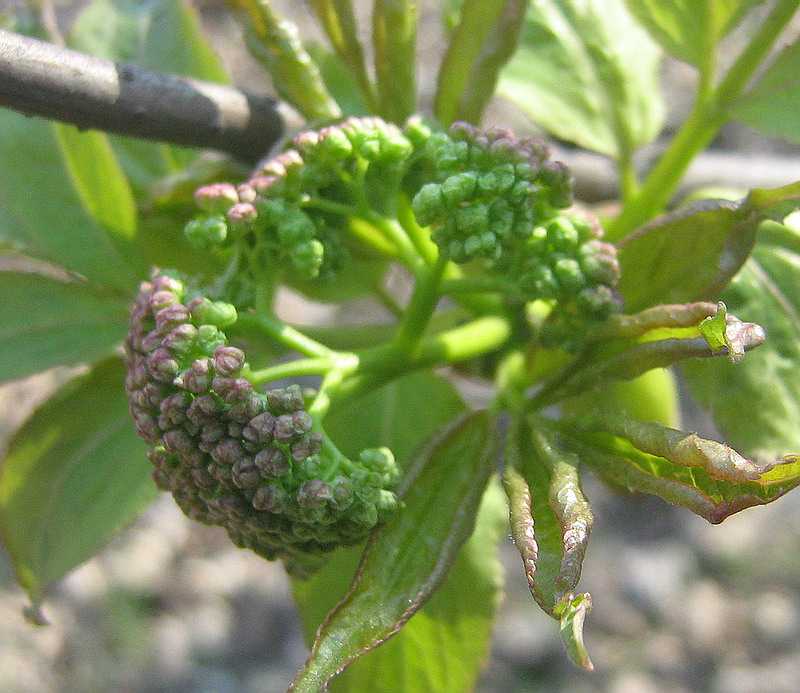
{"left": 504, "top": 417, "right": 594, "bottom": 670}
{"left": 617, "top": 199, "right": 760, "bottom": 312}
{"left": 0, "top": 112, "right": 142, "bottom": 291}
{"left": 625, "top": 0, "right": 760, "bottom": 70}
{"left": 563, "top": 422, "right": 800, "bottom": 524}
{"left": 289, "top": 411, "right": 497, "bottom": 691}
{"left": 69, "top": 0, "right": 230, "bottom": 193}
{"left": 0, "top": 271, "right": 130, "bottom": 384}
{"left": 434, "top": 0, "right": 527, "bottom": 126}
{"left": 498, "top": 0, "right": 664, "bottom": 158}
{"left": 293, "top": 481, "right": 506, "bottom": 693}
{"left": 732, "top": 39, "right": 800, "bottom": 144}
{"left": 684, "top": 219, "right": 800, "bottom": 460}
{"left": 0, "top": 357, "right": 156, "bottom": 606}
{"left": 324, "top": 370, "right": 467, "bottom": 466}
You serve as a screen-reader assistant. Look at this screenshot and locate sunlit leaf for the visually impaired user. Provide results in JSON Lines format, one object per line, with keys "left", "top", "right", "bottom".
{"left": 290, "top": 411, "right": 496, "bottom": 691}
{"left": 499, "top": 0, "right": 664, "bottom": 158}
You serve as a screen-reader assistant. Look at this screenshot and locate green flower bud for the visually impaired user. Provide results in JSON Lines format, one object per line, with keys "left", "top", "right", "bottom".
{"left": 184, "top": 216, "right": 228, "bottom": 249}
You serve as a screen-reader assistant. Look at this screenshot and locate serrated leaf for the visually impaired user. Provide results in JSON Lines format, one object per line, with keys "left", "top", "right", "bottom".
{"left": 504, "top": 417, "right": 594, "bottom": 670}
{"left": 293, "top": 482, "right": 506, "bottom": 693}
{"left": 0, "top": 271, "right": 129, "bottom": 384}
{"left": 435, "top": 0, "right": 527, "bottom": 126}
{"left": 0, "top": 112, "right": 142, "bottom": 291}
{"left": 563, "top": 423, "right": 800, "bottom": 523}
{"left": 0, "top": 357, "right": 156, "bottom": 605}
{"left": 731, "top": 38, "right": 800, "bottom": 144}
{"left": 684, "top": 219, "right": 800, "bottom": 460}
{"left": 625, "top": 0, "right": 760, "bottom": 69}
{"left": 290, "top": 411, "right": 497, "bottom": 691}
{"left": 498, "top": 0, "right": 664, "bottom": 158}
{"left": 69, "top": 0, "right": 229, "bottom": 194}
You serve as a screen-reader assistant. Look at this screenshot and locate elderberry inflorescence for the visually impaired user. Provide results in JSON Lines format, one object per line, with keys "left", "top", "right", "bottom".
{"left": 124, "top": 273, "right": 400, "bottom": 570}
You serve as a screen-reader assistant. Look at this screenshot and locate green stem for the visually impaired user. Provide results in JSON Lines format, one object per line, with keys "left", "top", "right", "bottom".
{"left": 247, "top": 356, "right": 334, "bottom": 385}
{"left": 606, "top": 0, "right": 800, "bottom": 241}
{"left": 233, "top": 312, "right": 336, "bottom": 358}
{"left": 396, "top": 193, "right": 439, "bottom": 264}
{"left": 373, "top": 0, "right": 419, "bottom": 123}
{"left": 442, "top": 275, "right": 517, "bottom": 295}
{"left": 394, "top": 254, "right": 449, "bottom": 355}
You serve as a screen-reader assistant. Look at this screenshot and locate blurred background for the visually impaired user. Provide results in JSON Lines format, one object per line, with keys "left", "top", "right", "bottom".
{"left": 2, "top": 1, "right": 800, "bottom": 691}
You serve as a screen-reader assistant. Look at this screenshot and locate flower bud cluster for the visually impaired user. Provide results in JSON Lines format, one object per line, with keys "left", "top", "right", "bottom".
{"left": 504, "top": 213, "right": 621, "bottom": 318}
{"left": 410, "top": 121, "right": 572, "bottom": 263}
{"left": 125, "top": 272, "right": 401, "bottom": 565}
{"left": 186, "top": 118, "right": 415, "bottom": 281}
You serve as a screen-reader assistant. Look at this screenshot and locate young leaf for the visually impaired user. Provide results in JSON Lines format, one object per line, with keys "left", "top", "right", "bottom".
{"left": 289, "top": 411, "right": 497, "bottom": 691}
{"left": 684, "top": 219, "right": 800, "bottom": 460}
{"left": 293, "top": 482, "right": 506, "bottom": 693}
{"left": 498, "top": 0, "right": 664, "bottom": 159}
{"left": 434, "top": 0, "right": 527, "bottom": 126}
{"left": 562, "top": 421, "right": 800, "bottom": 523}
{"left": 731, "top": 39, "right": 800, "bottom": 144}
{"left": 0, "top": 357, "right": 156, "bottom": 608}
{"left": 0, "top": 111, "right": 142, "bottom": 291}
{"left": 504, "top": 417, "right": 594, "bottom": 670}
{"left": 0, "top": 271, "right": 129, "bottom": 384}
{"left": 625, "top": 0, "right": 760, "bottom": 72}
{"left": 617, "top": 199, "right": 760, "bottom": 312}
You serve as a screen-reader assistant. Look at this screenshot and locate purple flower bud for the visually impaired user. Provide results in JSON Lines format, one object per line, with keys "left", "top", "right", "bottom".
{"left": 274, "top": 411, "right": 313, "bottom": 443}
{"left": 297, "top": 479, "right": 334, "bottom": 509}
{"left": 252, "top": 485, "right": 289, "bottom": 513}
{"left": 242, "top": 412, "right": 276, "bottom": 444}
{"left": 213, "top": 345, "right": 245, "bottom": 377}
{"left": 142, "top": 382, "right": 167, "bottom": 406}
{"left": 208, "top": 464, "right": 234, "bottom": 485}
{"left": 186, "top": 394, "right": 222, "bottom": 425}
{"left": 191, "top": 467, "right": 218, "bottom": 491}
{"left": 149, "top": 290, "right": 179, "bottom": 313}
{"left": 211, "top": 439, "right": 244, "bottom": 465}
{"left": 210, "top": 493, "right": 249, "bottom": 521}
{"left": 293, "top": 130, "right": 320, "bottom": 152}
{"left": 236, "top": 183, "right": 257, "bottom": 203}
{"left": 152, "top": 275, "right": 184, "bottom": 294}
{"left": 212, "top": 376, "right": 252, "bottom": 403}
{"left": 449, "top": 121, "right": 477, "bottom": 142}
{"left": 140, "top": 329, "right": 165, "bottom": 353}
{"left": 227, "top": 202, "right": 257, "bottom": 228}
{"left": 146, "top": 348, "right": 180, "bottom": 382}
{"left": 135, "top": 416, "right": 161, "bottom": 442}
{"left": 126, "top": 359, "right": 149, "bottom": 389}
{"left": 160, "top": 391, "right": 192, "bottom": 424}
{"left": 266, "top": 385, "right": 305, "bottom": 414}
{"left": 250, "top": 175, "right": 283, "bottom": 197}
{"left": 227, "top": 394, "right": 266, "bottom": 423}
{"left": 227, "top": 421, "right": 244, "bottom": 438}
{"left": 290, "top": 432, "right": 324, "bottom": 462}
{"left": 200, "top": 421, "right": 227, "bottom": 446}
{"left": 231, "top": 457, "right": 261, "bottom": 488}
{"left": 162, "top": 429, "right": 195, "bottom": 455}
{"left": 161, "top": 324, "right": 197, "bottom": 354}
{"left": 194, "top": 182, "right": 239, "bottom": 213}
{"left": 254, "top": 446, "right": 289, "bottom": 478}
{"left": 180, "top": 358, "right": 213, "bottom": 393}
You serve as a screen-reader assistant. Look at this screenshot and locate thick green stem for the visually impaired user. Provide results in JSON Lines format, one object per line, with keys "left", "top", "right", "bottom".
{"left": 606, "top": 0, "right": 800, "bottom": 241}
{"left": 394, "top": 254, "right": 449, "bottom": 355}
{"left": 247, "top": 356, "right": 334, "bottom": 385}
{"left": 234, "top": 312, "right": 336, "bottom": 358}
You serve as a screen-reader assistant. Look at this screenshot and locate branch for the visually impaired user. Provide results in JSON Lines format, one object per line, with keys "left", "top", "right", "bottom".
{"left": 0, "top": 29, "right": 289, "bottom": 163}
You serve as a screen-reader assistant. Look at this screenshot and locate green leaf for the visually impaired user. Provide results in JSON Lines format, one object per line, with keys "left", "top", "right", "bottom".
{"left": 617, "top": 199, "right": 761, "bottom": 312}
{"left": 324, "top": 370, "right": 467, "bottom": 466}
{"left": 289, "top": 411, "right": 497, "bottom": 691}
{"left": 684, "top": 219, "right": 800, "bottom": 460}
{"left": 562, "top": 421, "right": 800, "bottom": 524}
{"left": 69, "top": 0, "right": 230, "bottom": 193}
{"left": 732, "top": 39, "right": 800, "bottom": 144}
{"left": 0, "top": 357, "right": 156, "bottom": 606}
{"left": 504, "top": 417, "right": 594, "bottom": 671}
{"left": 0, "top": 271, "right": 130, "bottom": 384}
{"left": 498, "top": 0, "right": 664, "bottom": 158}
{"left": 0, "top": 112, "right": 142, "bottom": 291}
{"left": 293, "top": 481, "right": 506, "bottom": 693}
{"left": 625, "top": 0, "right": 760, "bottom": 70}
{"left": 434, "top": 0, "right": 527, "bottom": 126}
